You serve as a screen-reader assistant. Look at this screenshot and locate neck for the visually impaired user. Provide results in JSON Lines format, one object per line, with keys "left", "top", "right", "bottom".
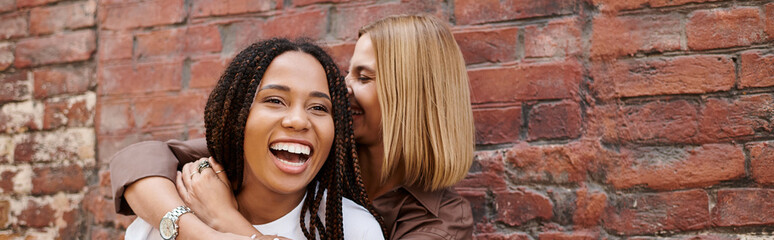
{"left": 357, "top": 142, "right": 403, "bottom": 199}
{"left": 235, "top": 168, "right": 306, "bottom": 225}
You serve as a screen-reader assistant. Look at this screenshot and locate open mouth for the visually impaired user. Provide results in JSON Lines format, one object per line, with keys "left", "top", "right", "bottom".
{"left": 269, "top": 142, "right": 312, "bottom": 166}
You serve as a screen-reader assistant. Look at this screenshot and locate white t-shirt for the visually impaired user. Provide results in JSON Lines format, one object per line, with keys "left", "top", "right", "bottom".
{"left": 125, "top": 194, "right": 384, "bottom": 240}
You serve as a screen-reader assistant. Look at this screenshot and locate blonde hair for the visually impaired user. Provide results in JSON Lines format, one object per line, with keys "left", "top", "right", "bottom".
{"left": 359, "top": 15, "right": 474, "bottom": 191}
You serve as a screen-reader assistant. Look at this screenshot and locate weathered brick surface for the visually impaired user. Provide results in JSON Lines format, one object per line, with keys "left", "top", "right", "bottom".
{"left": 528, "top": 101, "right": 581, "bottom": 141}
{"left": 747, "top": 141, "right": 774, "bottom": 185}
{"left": 14, "top": 30, "right": 96, "bottom": 67}
{"left": 0, "top": 13, "right": 28, "bottom": 40}
{"left": 603, "top": 189, "right": 710, "bottom": 235}
{"left": 591, "top": 14, "right": 681, "bottom": 58}
{"left": 473, "top": 106, "right": 521, "bottom": 145}
{"left": 686, "top": 7, "right": 765, "bottom": 50}
{"left": 591, "top": 56, "right": 735, "bottom": 100}
{"left": 524, "top": 17, "right": 581, "bottom": 58}
{"left": 469, "top": 60, "right": 582, "bottom": 104}
{"left": 739, "top": 50, "right": 774, "bottom": 88}
{"left": 29, "top": 0, "right": 96, "bottom": 35}
{"left": 0, "top": 0, "right": 773, "bottom": 239}
{"left": 712, "top": 189, "right": 774, "bottom": 227}
{"left": 454, "top": 27, "right": 519, "bottom": 64}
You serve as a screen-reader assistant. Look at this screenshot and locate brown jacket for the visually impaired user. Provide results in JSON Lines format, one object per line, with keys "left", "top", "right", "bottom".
{"left": 110, "top": 138, "right": 474, "bottom": 240}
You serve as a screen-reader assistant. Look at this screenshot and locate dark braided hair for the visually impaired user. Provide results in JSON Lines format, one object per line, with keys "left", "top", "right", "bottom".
{"left": 203, "top": 38, "right": 385, "bottom": 239}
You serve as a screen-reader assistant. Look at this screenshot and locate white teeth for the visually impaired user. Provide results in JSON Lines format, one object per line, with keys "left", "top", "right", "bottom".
{"left": 278, "top": 158, "right": 304, "bottom": 166}
{"left": 270, "top": 142, "right": 311, "bottom": 155}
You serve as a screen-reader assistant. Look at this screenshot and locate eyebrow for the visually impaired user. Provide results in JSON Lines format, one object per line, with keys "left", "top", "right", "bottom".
{"left": 259, "top": 84, "right": 331, "bottom": 101}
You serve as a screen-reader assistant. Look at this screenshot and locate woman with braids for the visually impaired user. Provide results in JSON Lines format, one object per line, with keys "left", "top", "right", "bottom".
{"left": 112, "top": 14, "right": 475, "bottom": 240}
{"left": 120, "top": 38, "right": 384, "bottom": 240}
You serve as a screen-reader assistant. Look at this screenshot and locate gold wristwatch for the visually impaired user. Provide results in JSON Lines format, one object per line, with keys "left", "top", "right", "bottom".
{"left": 159, "top": 206, "right": 192, "bottom": 240}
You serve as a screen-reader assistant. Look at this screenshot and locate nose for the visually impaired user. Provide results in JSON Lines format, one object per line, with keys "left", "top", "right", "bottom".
{"left": 281, "top": 106, "right": 310, "bottom": 131}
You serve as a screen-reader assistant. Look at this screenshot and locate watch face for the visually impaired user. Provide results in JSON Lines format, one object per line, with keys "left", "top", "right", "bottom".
{"left": 160, "top": 218, "right": 176, "bottom": 239}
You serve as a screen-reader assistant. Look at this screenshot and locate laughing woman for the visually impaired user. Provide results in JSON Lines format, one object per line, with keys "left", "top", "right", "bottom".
{"left": 121, "top": 38, "right": 383, "bottom": 240}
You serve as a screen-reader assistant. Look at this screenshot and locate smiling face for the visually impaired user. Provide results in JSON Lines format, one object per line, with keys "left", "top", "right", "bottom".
{"left": 345, "top": 34, "right": 382, "bottom": 146}
{"left": 242, "top": 51, "right": 334, "bottom": 195}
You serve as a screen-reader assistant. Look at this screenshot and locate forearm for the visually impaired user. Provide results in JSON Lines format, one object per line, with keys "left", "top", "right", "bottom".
{"left": 124, "top": 176, "right": 261, "bottom": 237}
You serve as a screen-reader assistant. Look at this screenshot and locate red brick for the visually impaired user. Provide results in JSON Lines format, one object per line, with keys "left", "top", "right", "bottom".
{"left": 15, "top": 30, "right": 96, "bottom": 67}
{"left": 83, "top": 188, "right": 115, "bottom": 224}
{"left": 58, "top": 209, "right": 79, "bottom": 239}
{"left": 528, "top": 101, "right": 581, "bottom": 141}
{"left": 473, "top": 106, "right": 521, "bottom": 145}
{"left": 603, "top": 189, "right": 709, "bottom": 235}
{"left": 29, "top": 0, "right": 96, "bottom": 35}
{"left": 712, "top": 189, "right": 774, "bottom": 227}
{"left": 261, "top": 9, "right": 328, "bottom": 39}
{"left": 454, "top": 26, "right": 518, "bottom": 65}
{"left": 455, "top": 0, "right": 578, "bottom": 25}
{"left": 591, "top": 14, "right": 681, "bottom": 58}
{"left": 99, "top": 0, "right": 185, "bottom": 30}
{"left": 630, "top": 235, "right": 737, "bottom": 240}
{"left": 524, "top": 17, "right": 581, "bottom": 58}
{"left": 594, "top": 100, "right": 699, "bottom": 144}
{"left": 740, "top": 50, "right": 774, "bottom": 88}
{"left": 190, "top": 56, "right": 227, "bottom": 89}
{"left": 31, "top": 164, "right": 86, "bottom": 194}
{"left": 0, "top": 12, "right": 27, "bottom": 40}
{"left": 495, "top": 188, "right": 553, "bottom": 226}
{"left": 133, "top": 93, "right": 206, "bottom": 129}
{"left": 592, "top": 0, "right": 721, "bottom": 13}
{"left": 333, "top": 2, "right": 445, "bottom": 40}
{"left": 0, "top": 100, "right": 43, "bottom": 133}
{"left": 97, "top": 101, "right": 133, "bottom": 134}
{"left": 767, "top": 3, "right": 774, "bottom": 39}
{"left": 457, "top": 190, "right": 488, "bottom": 223}
{"left": 191, "top": 0, "right": 274, "bottom": 18}
{"left": 98, "top": 30, "right": 132, "bottom": 61}
{"left": 98, "top": 60, "right": 182, "bottom": 95}
{"left": 96, "top": 133, "right": 144, "bottom": 161}
{"left": 539, "top": 231, "right": 597, "bottom": 240}
{"left": 475, "top": 233, "right": 531, "bottom": 240}
{"left": 591, "top": 56, "right": 734, "bottom": 100}
{"left": 0, "top": 71, "right": 31, "bottom": 104}
{"left": 573, "top": 188, "right": 606, "bottom": 228}
{"left": 33, "top": 65, "right": 94, "bottom": 99}
{"left": 506, "top": 140, "right": 600, "bottom": 184}
{"left": 13, "top": 134, "right": 35, "bottom": 162}
{"left": 293, "top": 0, "right": 351, "bottom": 7}
{"left": 606, "top": 144, "right": 744, "bottom": 190}
{"left": 135, "top": 25, "right": 222, "bottom": 58}
{"left": 469, "top": 59, "right": 582, "bottom": 104}
{"left": 687, "top": 7, "right": 765, "bottom": 50}
{"left": 698, "top": 95, "right": 774, "bottom": 141}
{"left": 0, "top": 200, "right": 7, "bottom": 227}
{"left": 219, "top": 19, "right": 264, "bottom": 53}
{"left": 0, "top": 170, "right": 15, "bottom": 192}
{"left": 0, "top": 42, "right": 12, "bottom": 71}
{"left": 326, "top": 42, "right": 355, "bottom": 72}
{"left": 16, "top": 0, "right": 61, "bottom": 8}
{"left": 14, "top": 129, "right": 93, "bottom": 162}
{"left": 0, "top": 0, "right": 14, "bottom": 13}
{"left": 43, "top": 94, "right": 94, "bottom": 129}
{"left": 746, "top": 141, "right": 774, "bottom": 185}
{"left": 18, "top": 200, "right": 55, "bottom": 227}
{"left": 458, "top": 151, "right": 507, "bottom": 191}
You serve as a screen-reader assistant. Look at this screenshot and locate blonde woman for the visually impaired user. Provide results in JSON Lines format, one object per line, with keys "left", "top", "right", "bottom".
{"left": 111, "top": 14, "right": 475, "bottom": 240}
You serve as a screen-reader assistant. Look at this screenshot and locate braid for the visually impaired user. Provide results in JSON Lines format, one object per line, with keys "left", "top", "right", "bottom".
{"left": 204, "top": 38, "right": 384, "bottom": 239}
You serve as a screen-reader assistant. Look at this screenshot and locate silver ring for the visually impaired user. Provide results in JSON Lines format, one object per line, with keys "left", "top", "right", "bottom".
{"left": 197, "top": 160, "right": 211, "bottom": 173}
{"left": 214, "top": 170, "right": 224, "bottom": 174}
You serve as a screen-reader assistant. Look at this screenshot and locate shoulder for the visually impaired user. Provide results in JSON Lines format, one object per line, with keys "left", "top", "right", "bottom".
{"left": 395, "top": 187, "right": 474, "bottom": 240}
{"left": 341, "top": 197, "right": 385, "bottom": 240}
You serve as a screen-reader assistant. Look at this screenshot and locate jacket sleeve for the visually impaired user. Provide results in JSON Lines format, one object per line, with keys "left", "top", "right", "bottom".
{"left": 110, "top": 138, "right": 210, "bottom": 215}
{"left": 395, "top": 189, "right": 474, "bottom": 240}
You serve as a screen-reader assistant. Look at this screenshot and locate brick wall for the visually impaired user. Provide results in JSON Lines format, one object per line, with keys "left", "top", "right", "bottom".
{"left": 0, "top": 0, "right": 773, "bottom": 239}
